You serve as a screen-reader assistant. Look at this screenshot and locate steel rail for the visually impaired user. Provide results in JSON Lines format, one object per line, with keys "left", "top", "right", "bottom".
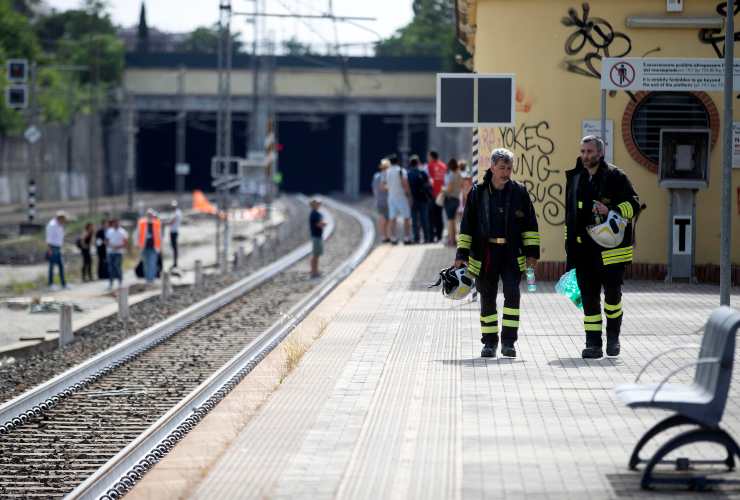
{"left": 0, "top": 198, "right": 336, "bottom": 434}
{"left": 66, "top": 198, "right": 374, "bottom": 499}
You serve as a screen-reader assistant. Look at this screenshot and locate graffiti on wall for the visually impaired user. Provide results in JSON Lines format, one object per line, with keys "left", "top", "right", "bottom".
{"left": 699, "top": 2, "right": 740, "bottom": 58}
{"left": 479, "top": 122, "right": 566, "bottom": 226}
{"left": 561, "top": 2, "right": 632, "bottom": 80}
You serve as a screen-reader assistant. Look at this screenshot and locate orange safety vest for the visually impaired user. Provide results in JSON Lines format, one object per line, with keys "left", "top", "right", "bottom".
{"left": 137, "top": 217, "right": 162, "bottom": 250}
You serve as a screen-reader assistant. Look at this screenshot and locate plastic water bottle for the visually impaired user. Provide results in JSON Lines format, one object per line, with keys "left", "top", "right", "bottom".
{"left": 526, "top": 266, "right": 536, "bottom": 292}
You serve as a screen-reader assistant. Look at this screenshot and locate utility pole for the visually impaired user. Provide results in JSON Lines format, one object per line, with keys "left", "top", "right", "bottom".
{"left": 28, "top": 61, "right": 38, "bottom": 210}
{"left": 176, "top": 66, "right": 186, "bottom": 205}
{"left": 125, "top": 90, "right": 137, "bottom": 212}
{"left": 87, "top": 37, "right": 100, "bottom": 216}
{"left": 720, "top": 0, "right": 735, "bottom": 305}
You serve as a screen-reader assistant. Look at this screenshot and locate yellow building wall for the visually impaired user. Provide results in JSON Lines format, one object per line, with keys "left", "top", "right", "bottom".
{"left": 474, "top": 0, "right": 740, "bottom": 266}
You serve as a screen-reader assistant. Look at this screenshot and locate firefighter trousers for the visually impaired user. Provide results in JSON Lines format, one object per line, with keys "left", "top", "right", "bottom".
{"left": 475, "top": 245, "right": 522, "bottom": 346}
{"left": 575, "top": 260, "right": 624, "bottom": 347}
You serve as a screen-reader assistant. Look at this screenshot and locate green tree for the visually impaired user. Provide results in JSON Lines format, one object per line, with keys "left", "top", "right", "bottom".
{"left": 136, "top": 2, "right": 149, "bottom": 53}
{"left": 176, "top": 25, "right": 244, "bottom": 54}
{"left": 374, "top": 0, "right": 469, "bottom": 71}
{"left": 282, "top": 37, "right": 314, "bottom": 56}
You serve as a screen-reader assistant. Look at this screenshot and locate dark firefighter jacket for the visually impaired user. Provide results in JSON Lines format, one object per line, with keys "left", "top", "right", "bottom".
{"left": 455, "top": 171, "right": 540, "bottom": 277}
{"left": 565, "top": 157, "right": 641, "bottom": 269}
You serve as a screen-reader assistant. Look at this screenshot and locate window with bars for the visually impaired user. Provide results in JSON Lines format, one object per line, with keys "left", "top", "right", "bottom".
{"left": 630, "top": 92, "right": 710, "bottom": 165}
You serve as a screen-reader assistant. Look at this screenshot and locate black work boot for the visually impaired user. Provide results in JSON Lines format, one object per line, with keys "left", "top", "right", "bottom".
{"left": 501, "top": 342, "right": 516, "bottom": 358}
{"left": 582, "top": 333, "right": 603, "bottom": 359}
{"left": 481, "top": 345, "right": 496, "bottom": 358}
{"left": 606, "top": 333, "right": 620, "bottom": 357}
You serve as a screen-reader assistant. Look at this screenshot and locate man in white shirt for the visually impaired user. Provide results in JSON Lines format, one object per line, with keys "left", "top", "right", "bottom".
{"left": 105, "top": 218, "right": 128, "bottom": 289}
{"left": 46, "top": 211, "right": 68, "bottom": 289}
{"left": 384, "top": 154, "right": 412, "bottom": 244}
{"left": 167, "top": 200, "right": 182, "bottom": 269}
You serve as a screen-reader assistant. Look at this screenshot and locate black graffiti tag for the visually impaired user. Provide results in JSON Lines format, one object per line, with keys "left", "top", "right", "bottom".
{"left": 561, "top": 2, "right": 632, "bottom": 80}
{"left": 699, "top": 2, "right": 740, "bottom": 58}
{"left": 498, "top": 121, "right": 565, "bottom": 226}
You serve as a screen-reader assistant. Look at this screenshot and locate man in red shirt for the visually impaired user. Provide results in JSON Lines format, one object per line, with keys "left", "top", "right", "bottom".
{"left": 427, "top": 150, "right": 447, "bottom": 242}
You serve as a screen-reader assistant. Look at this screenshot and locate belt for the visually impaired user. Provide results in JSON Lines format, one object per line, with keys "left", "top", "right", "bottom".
{"left": 488, "top": 237, "right": 507, "bottom": 244}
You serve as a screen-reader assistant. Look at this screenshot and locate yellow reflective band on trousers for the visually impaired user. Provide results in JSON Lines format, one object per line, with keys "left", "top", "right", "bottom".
{"left": 480, "top": 313, "right": 497, "bottom": 323}
{"left": 502, "top": 307, "right": 520, "bottom": 316}
{"left": 481, "top": 325, "right": 499, "bottom": 334}
{"left": 457, "top": 233, "right": 472, "bottom": 250}
{"left": 618, "top": 201, "right": 634, "bottom": 219}
{"left": 584, "top": 313, "right": 602, "bottom": 331}
{"left": 604, "top": 301, "right": 623, "bottom": 319}
{"left": 502, "top": 319, "right": 520, "bottom": 328}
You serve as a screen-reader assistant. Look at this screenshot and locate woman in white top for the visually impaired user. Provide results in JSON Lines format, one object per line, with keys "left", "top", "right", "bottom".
{"left": 442, "top": 158, "right": 464, "bottom": 247}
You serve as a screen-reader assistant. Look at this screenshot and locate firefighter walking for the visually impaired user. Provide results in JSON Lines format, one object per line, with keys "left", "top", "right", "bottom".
{"left": 565, "top": 136, "right": 641, "bottom": 358}
{"left": 454, "top": 148, "right": 540, "bottom": 358}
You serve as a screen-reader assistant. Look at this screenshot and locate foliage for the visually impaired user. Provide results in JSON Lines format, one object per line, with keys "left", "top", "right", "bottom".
{"left": 176, "top": 25, "right": 244, "bottom": 54}
{"left": 374, "top": 0, "right": 469, "bottom": 71}
{"left": 282, "top": 37, "right": 315, "bottom": 56}
{"left": 0, "top": 0, "right": 124, "bottom": 134}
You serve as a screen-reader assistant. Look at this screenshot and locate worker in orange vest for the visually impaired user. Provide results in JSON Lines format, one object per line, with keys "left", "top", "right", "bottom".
{"left": 138, "top": 209, "right": 162, "bottom": 283}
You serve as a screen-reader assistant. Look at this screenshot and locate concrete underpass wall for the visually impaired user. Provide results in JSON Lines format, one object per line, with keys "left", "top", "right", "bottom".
{"left": 0, "top": 114, "right": 109, "bottom": 205}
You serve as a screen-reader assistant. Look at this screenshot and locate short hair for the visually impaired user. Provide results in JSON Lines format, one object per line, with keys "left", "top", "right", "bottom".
{"left": 490, "top": 148, "right": 514, "bottom": 165}
{"left": 428, "top": 150, "right": 439, "bottom": 160}
{"left": 388, "top": 154, "right": 399, "bottom": 165}
{"left": 409, "top": 157, "right": 420, "bottom": 167}
{"left": 448, "top": 158, "right": 459, "bottom": 172}
{"left": 581, "top": 135, "right": 605, "bottom": 155}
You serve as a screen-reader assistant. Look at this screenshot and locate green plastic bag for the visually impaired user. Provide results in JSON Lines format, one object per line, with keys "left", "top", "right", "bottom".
{"left": 555, "top": 269, "right": 583, "bottom": 310}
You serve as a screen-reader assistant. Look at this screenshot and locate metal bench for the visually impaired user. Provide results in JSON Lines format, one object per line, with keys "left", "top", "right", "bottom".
{"left": 615, "top": 306, "right": 740, "bottom": 490}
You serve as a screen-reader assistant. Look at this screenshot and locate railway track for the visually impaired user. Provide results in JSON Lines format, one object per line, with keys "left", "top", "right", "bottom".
{"left": 0, "top": 198, "right": 374, "bottom": 499}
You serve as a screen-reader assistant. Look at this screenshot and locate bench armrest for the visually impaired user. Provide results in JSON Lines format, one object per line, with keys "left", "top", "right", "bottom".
{"left": 650, "top": 357, "right": 720, "bottom": 403}
{"left": 634, "top": 344, "right": 701, "bottom": 383}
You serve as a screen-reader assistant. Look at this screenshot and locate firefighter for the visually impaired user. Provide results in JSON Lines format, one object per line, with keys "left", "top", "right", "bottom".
{"left": 565, "top": 135, "right": 641, "bottom": 359}
{"left": 454, "top": 148, "right": 540, "bottom": 358}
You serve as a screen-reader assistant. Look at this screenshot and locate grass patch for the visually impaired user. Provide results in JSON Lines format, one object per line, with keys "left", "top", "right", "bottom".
{"left": 279, "top": 339, "right": 308, "bottom": 384}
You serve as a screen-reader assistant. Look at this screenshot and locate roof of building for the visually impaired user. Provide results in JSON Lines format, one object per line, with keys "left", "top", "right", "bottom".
{"left": 125, "top": 52, "right": 445, "bottom": 73}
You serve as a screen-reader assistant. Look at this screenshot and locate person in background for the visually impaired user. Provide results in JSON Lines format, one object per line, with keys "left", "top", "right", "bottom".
{"left": 309, "top": 199, "right": 327, "bottom": 278}
{"left": 371, "top": 159, "right": 391, "bottom": 243}
{"left": 96, "top": 217, "right": 110, "bottom": 280}
{"left": 79, "top": 223, "right": 94, "bottom": 282}
{"left": 384, "top": 154, "right": 413, "bottom": 244}
{"left": 168, "top": 200, "right": 182, "bottom": 269}
{"left": 406, "top": 155, "right": 433, "bottom": 244}
{"left": 137, "top": 209, "right": 162, "bottom": 284}
{"left": 105, "top": 218, "right": 128, "bottom": 290}
{"left": 46, "top": 210, "right": 68, "bottom": 290}
{"left": 443, "top": 158, "right": 464, "bottom": 247}
{"left": 426, "top": 150, "right": 447, "bottom": 242}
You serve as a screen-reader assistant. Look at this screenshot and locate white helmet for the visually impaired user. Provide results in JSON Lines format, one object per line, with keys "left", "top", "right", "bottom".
{"left": 429, "top": 266, "right": 476, "bottom": 300}
{"left": 587, "top": 210, "right": 627, "bottom": 248}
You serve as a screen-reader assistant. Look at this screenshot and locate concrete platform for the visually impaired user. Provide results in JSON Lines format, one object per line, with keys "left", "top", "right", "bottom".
{"left": 130, "top": 244, "right": 740, "bottom": 499}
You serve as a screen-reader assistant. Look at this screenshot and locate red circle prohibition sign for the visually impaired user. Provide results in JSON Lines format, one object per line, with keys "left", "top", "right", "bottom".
{"left": 609, "top": 61, "right": 636, "bottom": 88}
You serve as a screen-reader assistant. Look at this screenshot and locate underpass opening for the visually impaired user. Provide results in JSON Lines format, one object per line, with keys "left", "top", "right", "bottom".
{"left": 276, "top": 114, "right": 344, "bottom": 194}
{"left": 136, "top": 111, "right": 248, "bottom": 193}
{"left": 359, "top": 115, "right": 428, "bottom": 193}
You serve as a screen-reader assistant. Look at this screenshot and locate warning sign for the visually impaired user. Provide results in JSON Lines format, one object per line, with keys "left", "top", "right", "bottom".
{"left": 602, "top": 58, "right": 740, "bottom": 92}
{"left": 609, "top": 62, "right": 635, "bottom": 88}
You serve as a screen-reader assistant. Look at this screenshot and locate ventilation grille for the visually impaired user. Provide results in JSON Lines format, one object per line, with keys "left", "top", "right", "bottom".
{"left": 631, "top": 92, "right": 709, "bottom": 164}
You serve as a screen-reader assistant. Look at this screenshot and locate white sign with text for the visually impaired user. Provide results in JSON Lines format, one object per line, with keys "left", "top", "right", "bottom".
{"left": 602, "top": 58, "right": 740, "bottom": 92}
